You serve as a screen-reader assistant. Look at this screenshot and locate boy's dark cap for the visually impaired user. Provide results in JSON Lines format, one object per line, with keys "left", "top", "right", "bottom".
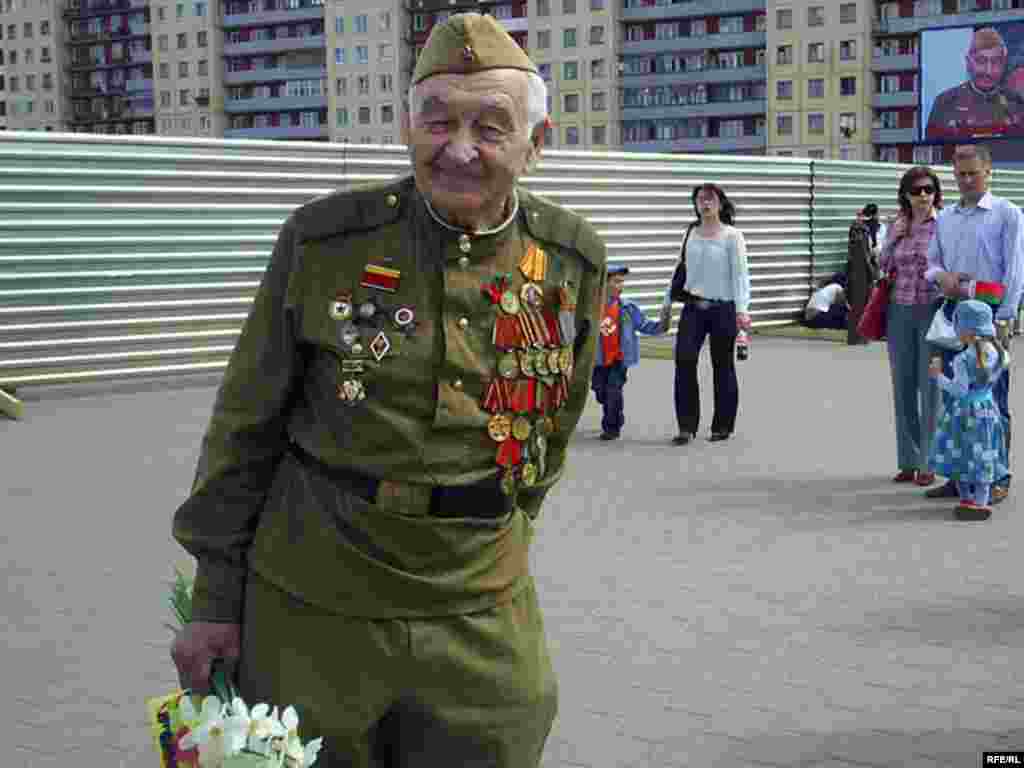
{"left": 608, "top": 265, "right": 630, "bottom": 276}
{"left": 862, "top": 203, "right": 879, "bottom": 217}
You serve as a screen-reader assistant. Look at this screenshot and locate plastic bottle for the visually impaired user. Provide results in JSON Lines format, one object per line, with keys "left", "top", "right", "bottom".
{"left": 736, "top": 330, "right": 750, "bottom": 361}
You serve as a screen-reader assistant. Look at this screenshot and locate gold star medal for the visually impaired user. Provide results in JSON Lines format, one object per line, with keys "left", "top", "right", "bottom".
{"left": 487, "top": 413, "right": 512, "bottom": 442}
{"left": 519, "top": 242, "right": 547, "bottom": 282}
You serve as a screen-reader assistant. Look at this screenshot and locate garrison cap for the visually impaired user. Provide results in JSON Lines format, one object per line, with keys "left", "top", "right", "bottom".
{"left": 607, "top": 264, "right": 630, "bottom": 276}
{"left": 412, "top": 12, "right": 539, "bottom": 85}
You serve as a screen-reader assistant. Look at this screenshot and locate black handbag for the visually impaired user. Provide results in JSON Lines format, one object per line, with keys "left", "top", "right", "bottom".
{"left": 669, "top": 223, "right": 698, "bottom": 303}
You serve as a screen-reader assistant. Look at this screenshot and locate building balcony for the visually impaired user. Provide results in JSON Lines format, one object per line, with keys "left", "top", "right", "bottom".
{"left": 622, "top": 30, "right": 765, "bottom": 56}
{"left": 70, "top": 106, "right": 154, "bottom": 123}
{"left": 67, "top": 51, "right": 152, "bottom": 70}
{"left": 63, "top": 0, "right": 147, "bottom": 18}
{"left": 497, "top": 16, "right": 527, "bottom": 34}
{"left": 872, "top": 91, "right": 917, "bottom": 108}
{"left": 872, "top": 127, "right": 916, "bottom": 143}
{"left": 626, "top": 134, "right": 766, "bottom": 153}
{"left": 222, "top": 6, "right": 323, "bottom": 29}
{"left": 620, "top": 63, "right": 765, "bottom": 89}
{"left": 224, "top": 124, "right": 328, "bottom": 139}
{"left": 67, "top": 25, "right": 148, "bottom": 44}
{"left": 224, "top": 94, "right": 327, "bottom": 113}
{"left": 873, "top": 9, "right": 1024, "bottom": 35}
{"left": 223, "top": 35, "right": 325, "bottom": 56}
{"left": 871, "top": 53, "right": 917, "bottom": 72}
{"left": 224, "top": 65, "right": 327, "bottom": 85}
{"left": 621, "top": 98, "right": 766, "bottom": 120}
{"left": 622, "top": 0, "right": 764, "bottom": 22}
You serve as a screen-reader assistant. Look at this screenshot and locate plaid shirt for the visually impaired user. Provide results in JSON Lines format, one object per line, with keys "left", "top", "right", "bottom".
{"left": 879, "top": 214, "right": 940, "bottom": 306}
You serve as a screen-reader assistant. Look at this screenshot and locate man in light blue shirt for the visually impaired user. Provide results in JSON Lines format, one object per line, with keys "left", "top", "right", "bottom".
{"left": 925, "top": 143, "right": 1024, "bottom": 512}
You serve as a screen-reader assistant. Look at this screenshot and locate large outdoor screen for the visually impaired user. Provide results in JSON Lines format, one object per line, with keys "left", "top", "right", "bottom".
{"left": 920, "top": 21, "right": 1024, "bottom": 144}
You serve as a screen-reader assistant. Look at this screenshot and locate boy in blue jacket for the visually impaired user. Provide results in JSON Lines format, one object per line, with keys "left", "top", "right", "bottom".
{"left": 592, "top": 265, "right": 671, "bottom": 440}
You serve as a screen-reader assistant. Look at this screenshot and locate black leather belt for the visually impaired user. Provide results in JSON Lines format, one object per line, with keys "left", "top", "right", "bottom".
{"left": 287, "top": 442, "right": 506, "bottom": 518}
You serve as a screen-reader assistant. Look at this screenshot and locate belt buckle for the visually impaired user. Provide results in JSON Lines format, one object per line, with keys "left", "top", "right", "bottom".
{"left": 375, "top": 480, "right": 432, "bottom": 516}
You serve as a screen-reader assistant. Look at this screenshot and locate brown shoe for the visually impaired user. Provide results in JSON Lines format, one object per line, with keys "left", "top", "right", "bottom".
{"left": 992, "top": 486, "right": 1009, "bottom": 505}
{"left": 915, "top": 472, "right": 937, "bottom": 486}
{"left": 892, "top": 470, "right": 917, "bottom": 483}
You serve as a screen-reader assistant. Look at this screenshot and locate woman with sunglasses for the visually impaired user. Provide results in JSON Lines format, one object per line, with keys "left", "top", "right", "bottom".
{"left": 880, "top": 166, "right": 944, "bottom": 486}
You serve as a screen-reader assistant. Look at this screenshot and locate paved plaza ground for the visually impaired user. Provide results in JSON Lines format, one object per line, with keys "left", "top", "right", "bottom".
{"left": 4, "top": 335, "right": 1024, "bottom": 767}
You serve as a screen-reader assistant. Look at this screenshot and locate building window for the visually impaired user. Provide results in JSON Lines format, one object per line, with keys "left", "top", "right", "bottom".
{"left": 379, "top": 74, "right": 392, "bottom": 93}
{"left": 177, "top": 33, "right": 187, "bottom": 49}
{"left": 839, "top": 112, "right": 857, "bottom": 138}
{"left": 379, "top": 11, "right": 391, "bottom": 31}
{"left": 808, "top": 78, "right": 824, "bottom": 98}
{"left": 776, "top": 8, "right": 792, "bottom": 29}
{"left": 413, "top": 14, "right": 425, "bottom": 31}
{"left": 808, "top": 43, "right": 825, "bottom": 63}
{"left": 337, "top": 107, "right": 348, "bottom": 126}
{"left": 198, "top": 59, "right": 208, "bottom": 76}
{"left": 180, "top": 88, "right": 190, "bottom": 105}
{"left": 335, "top": 47, "right": 345, "bottom": 64}
{"left": 336, "top": 77, "right": 346, "bottom": 96}
{"left": 7, "top": 51, "right": 14, "bottom": 66}
{"left": 808, "top": 113, "right": 825, "bottom": 134}
{"left": 563, "top": 93, "right": 579, "bottom": 112}
{"left": 563, "top": 28, "right": 576, "bottom": 48}
{"left": 335, "top": 17, "right": 344, "bottom": 34}
{"left": 719, "top": 16, "right": 743, "bottom": 35}
{"left": 158, "top": 5, "right": 166, "bottom": 19}
{"left": 592, "top": 91, "right": 606, "bottom": 110}
{"left": 776, "top": 45, "right": 792, "bottom": 66}
{"left": 40, "top": 20, "right": 49, "bottom": 35}
{"left": 179, "top": 61, "right": 189, "bottom": 77}
{"left": 777, "top": 80, "right": 792, "bottom": 100}
{"left": 590, "top": 0, "right": 604, "bottom": 9}
{"left": 378, "top": 43, "right": 393, "bottom": 61}
{"left": 537, "top": 30, "right": 550, "bottom": 49}
{"left": 42, "top": 72, "right": 52, "bottom": 90}
{"left": 591, "top": 58, "right": 606, "bottom": 79}
{"left": 358, "top": 105, "right": 370, "bottom": 124}
{"left": 200, "top": 115, "right": 210, "bottom": 131}
{"left": 839, "top": 2, "right": 856, "bottom": 23}
{"left": 25, "top": 73, "right": 34, "bottom": 90}
{"left": 539, "top": 62, "right": 551, "bottom": 80}
{"left": 6, "top": 24, "right": 15, "bottom": 40}
{"left": 592, "top": 124, "right": 606, "bottom": 144}
{"left": 777, "top": 114, "right": 793, "bottom": 135}
{"left": 195, "top": 1, "right": 206, "bottom": 15}
{"left": 159, "top": 62, "right": 169, "bottom": 78}
{"left": 25, "top": 49, "right": 33, "bottom": 65}
{"left": 808, "top": 149, "right": 825, "bottom": 159}
{"left": 158, "top": 34, "right": 168, "bottom": 51}
{"left": 198, "top": 30, "right": 208, "bottom": 47}
{"left": 355, "top": 45, "right": 368, "bottom": 64}
{"left": 537, "top": 0, "right": 549, "bottom": 16}
{"left": 840, "top": 76, "right": 856, "bottom": 97}
{"left": 161, "top": 90, "right": 171, "bottom": 106}
{"left": 7, "top": 75, "right": 16, "bottom": 92}
{"left": 839, "top": 40, "right": 856, "bottom": 61}
{"left": 690, "top": 19, "right": 705, "bottom": 36}
{"left": 381, "top": 104, "right": 393, "bottom": 123}
{"left": 565, "top": 125, "right": 578, "bottom": 145}
{"left": 357, "top": 74, "right": 369, "bottom": 94}
{"left": 23, "top": 21, "right": 31, "bottom": 37}
{"left": 589, "top": 25, "right": 604, "bottom": 45}
{"left": 40, "top": 46, "right": 50, "bottom": 62}
{"left": 562, "top": 0, "right": 574, "bottom": 13}
{"left": 354, "top": 14, "right": 367, "bottom": 33}
{"left": 563, "top": 60, "right": 578, "bottom": 80}
{"left": 807, "top": 6, "right": 824, "bottom": 26}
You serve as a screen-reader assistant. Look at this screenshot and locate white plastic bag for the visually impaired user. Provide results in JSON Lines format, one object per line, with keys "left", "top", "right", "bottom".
{"left": 925, "top": 300, "right": 964, "bottom": 351}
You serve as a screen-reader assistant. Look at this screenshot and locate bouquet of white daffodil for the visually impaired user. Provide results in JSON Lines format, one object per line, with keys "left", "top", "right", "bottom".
{"left": 148, "top": 565, "right": 324, "bottom": 768}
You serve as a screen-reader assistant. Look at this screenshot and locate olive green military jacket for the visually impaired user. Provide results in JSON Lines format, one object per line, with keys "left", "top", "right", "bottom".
{"left": 173, "top": 175, "right": 607, "bottom": 622}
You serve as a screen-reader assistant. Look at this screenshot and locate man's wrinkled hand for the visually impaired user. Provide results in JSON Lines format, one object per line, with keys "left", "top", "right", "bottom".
{"left": 936, "top": 271, "right": 965, "bottom": 298}
{"left": 170, "top": 621, "right": 242, "bottom": 694}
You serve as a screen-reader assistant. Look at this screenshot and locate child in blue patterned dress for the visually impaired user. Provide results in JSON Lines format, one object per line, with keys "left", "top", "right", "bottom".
{"left": 927, "top": 300, "right": 1010, "bottom": 521}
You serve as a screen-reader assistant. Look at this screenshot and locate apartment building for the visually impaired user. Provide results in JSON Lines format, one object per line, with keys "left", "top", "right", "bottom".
{"left": 221, "top": 0, "right": 327, "bottom": 140}
{"left": 619, "top": 0, "right": 767, "bottom": 154}
{"left": 1, "top": 0, "right": 64, "bottom": 132}
{"left": 766, "top": 1, "right": 872, "bottom": 160}
{"left": 152, "top": 0, "right": 219, "bottom": 136}
{"left": 329, "top": 0, "right": 407, "bottom": 145}
{"left": 0, "top": 55, "right": 7, "bottom": 127}
{"left": 873, "top": 0, "right": 1024, "bottom": 165}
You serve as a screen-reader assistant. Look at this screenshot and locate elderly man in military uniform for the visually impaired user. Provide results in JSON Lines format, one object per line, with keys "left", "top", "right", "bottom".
{"left": 169, "top": 12, "right": 606, "bottom": 767}
{"left": 926, "top": 27, "right": 1024, "bottom": 140}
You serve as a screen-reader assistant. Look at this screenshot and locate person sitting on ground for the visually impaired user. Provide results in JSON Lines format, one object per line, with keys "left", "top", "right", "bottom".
{"left": 802, "top": 271, "right": 849, "bottom": 330}
{"left": 592, "top": 264, "right": 670, "bottom": 441}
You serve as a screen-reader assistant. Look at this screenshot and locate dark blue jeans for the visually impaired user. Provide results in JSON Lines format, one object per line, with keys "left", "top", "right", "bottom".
{"left": 674, "top": 301, "right": 738, "bottom": 436}
{"left": 592, "top": 362, "right": 628, "bottom": 435}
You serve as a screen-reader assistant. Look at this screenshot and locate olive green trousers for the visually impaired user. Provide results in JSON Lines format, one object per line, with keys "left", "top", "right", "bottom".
{"left": 238, "top": 571, "right": 558, "bottom": 768}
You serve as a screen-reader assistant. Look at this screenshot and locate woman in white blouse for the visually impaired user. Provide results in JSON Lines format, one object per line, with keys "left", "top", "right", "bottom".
{"left": 672, "top": 183, "right": 752, "bottom": 445}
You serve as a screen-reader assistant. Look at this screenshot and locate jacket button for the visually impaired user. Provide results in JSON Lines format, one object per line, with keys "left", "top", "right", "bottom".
{"left": 458, "top": 316, "right": 469, "bottom": 330}
{"left": 385, "top": 193, "right": 399, "bottom": 208}
{"left": 458, "top": 256, "right": 470, "bottom": 268}
{"left": 453, "top": 379, "right": 464, "bottom": 390}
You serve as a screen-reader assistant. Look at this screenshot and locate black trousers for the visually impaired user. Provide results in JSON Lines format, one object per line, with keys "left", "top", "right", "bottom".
{"left": 591, "top": 362, "right": 627, "bottom": 435}
{"left": 674, "top": 301, "right": 739, "bottom": 436}
{"left": 803, "top": 304, "right": 848, "bottom": 331}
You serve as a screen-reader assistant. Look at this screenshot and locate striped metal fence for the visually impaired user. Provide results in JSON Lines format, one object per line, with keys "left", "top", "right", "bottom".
{"left": 1, "top": 130, "right": 1020, "bottom": 418}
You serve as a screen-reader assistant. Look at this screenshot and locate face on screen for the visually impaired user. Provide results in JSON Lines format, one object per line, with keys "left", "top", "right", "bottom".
{"left": 967, "top": 45, "right": 1007, "bottom": 92}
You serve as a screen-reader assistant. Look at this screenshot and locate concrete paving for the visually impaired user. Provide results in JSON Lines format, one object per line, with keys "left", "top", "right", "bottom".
{"left": 3, "top": 336, "right": 1024, "bottom": 768}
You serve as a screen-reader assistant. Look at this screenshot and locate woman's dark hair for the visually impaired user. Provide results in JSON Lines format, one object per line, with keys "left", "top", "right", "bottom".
{"left": 691, "top": 183, "right": 736, "bottom": 226}
{"left": 897, "top": 165, "right": 943, "bottom": 219}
